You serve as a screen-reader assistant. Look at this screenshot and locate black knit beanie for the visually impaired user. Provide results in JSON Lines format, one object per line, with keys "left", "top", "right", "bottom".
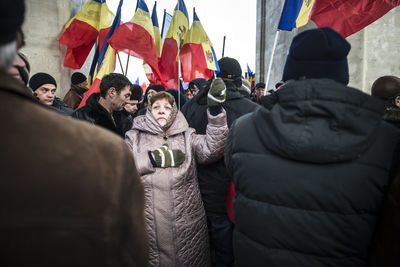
{"left": 217, "top": 57, "right": 242, "bottom": 79}
{"left": 147, "top": 84, "right": 165, "bottom": 93}
{"left": 282, "top": 27, "right": 351, "bottom": 85}
{"left": 255, "top": 82, "right": 265, "bottom": 89}
{"left": 29, "top": 72, "right": 57, "bottom": 91}
{"left": 0, "top": 0, "right": 25, "bottom": 45}
{"left": 71, "top": 72, "right": 87, "bottom": 85}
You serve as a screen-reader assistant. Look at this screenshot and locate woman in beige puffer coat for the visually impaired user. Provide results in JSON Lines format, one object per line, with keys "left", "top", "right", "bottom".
{"left": 125, "top": 80, "right": 228, "bottom": 267}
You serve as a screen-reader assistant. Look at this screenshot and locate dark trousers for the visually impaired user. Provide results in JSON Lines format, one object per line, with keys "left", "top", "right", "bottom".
{"left": 207, "top": 212, "right": 234, "bottom": 267}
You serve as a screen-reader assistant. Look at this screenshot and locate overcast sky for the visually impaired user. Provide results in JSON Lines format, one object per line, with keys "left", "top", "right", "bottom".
{"left": 107, "top": 0, "right": 256, "bottom": 84}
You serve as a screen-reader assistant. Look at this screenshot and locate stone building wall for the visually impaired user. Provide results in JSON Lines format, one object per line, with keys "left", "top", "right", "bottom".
{"left": 21, "top": 0, "right": 90, "bottom": 98}
{"left": 256, "top": 1, "right": 400, "bottom": 93}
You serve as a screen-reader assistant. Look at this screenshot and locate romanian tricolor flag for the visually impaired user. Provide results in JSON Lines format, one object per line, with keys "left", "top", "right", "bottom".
{"left": 159, "top": 0, "right": 189, "bottom": 89}
{"left": 78, "top": 47, "right": 117, "bottom": 108}
{"left": 180, "top": 11, "right": 219, "bottom": 83}
{"left": 152, "top": 1, "right": 162, "bottom": 57}
{"left": 278, "top": 0, "right": 315, "bottom": 31}
{"left": 59, "top": 0, "right": 112, "bottom": 69}
{"left": 246, "top": 64, "right": 255, "bottom": 88}
{"left": 98, "top": 4, "right": 117, "bottom": 54}
{"left": 144, "top": 1, "right": 163, "bottom": 85}
{"left": 310, "top": 0, "right": 400, "bottom": 37}
{"left": 78, "top": 0, "right": 123, "bottom": 108}
{"left": 108, "top": 0, "right": 162, "bottom": 81}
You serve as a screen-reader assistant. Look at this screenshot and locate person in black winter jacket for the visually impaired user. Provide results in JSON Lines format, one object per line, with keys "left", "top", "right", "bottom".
{"left": 225, "top": 27, "right": 400, "bottom": 267}
{"left": 72, "top": 73, "right": 132, "bottom": 137}
{"left": 182, "top": 57, "right": 258, "bottom": 266}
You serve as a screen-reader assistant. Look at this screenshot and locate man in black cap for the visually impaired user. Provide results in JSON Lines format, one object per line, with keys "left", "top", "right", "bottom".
{"left": 63, "top": 71, "right": 88, "bottom": 110}
{"left": 72, "top": 73, "right": 133, "bottom": 137}
{"left": 251, "top": 82, "right": 265, "bottom": 103}
{"left": 225, "top": 27, "right": 400, "bottom": 266}
{"left": 0, "top": 1, "right": 148, "bottom": 265}
{"left": 29, "top": 72, "right": 73, "bottom": 116}
{"left": 182, "top": 57, "right": 258, "bottom": 266}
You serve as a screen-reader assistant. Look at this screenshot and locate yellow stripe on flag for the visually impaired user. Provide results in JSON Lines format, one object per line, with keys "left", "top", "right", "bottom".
{"left": 96, "top": 47, "right": 116, "bottom": 80}
{"left": 65, "top": 0, "right": 103, "bottom": 30}
{"left": 131, "top": 8, "right": 155, "bottom": 41}
{"left": 99, "top": 3, "right": 115, "bottom": 30}
{"left": 166, "top": 10, "right": 189, "bottom": 48}
{"left": 201, "top": 43, "right": 217, "bottom": 71}
{"left": 296, "top": 0, "right": 316, "bottom": 28}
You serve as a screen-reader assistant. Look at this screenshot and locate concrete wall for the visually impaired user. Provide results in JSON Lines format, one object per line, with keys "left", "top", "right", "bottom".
{"left": 21, "top": 0, "right": 90, "bottom": 98}
{"left": 256, "top": 1, "right": 400, "bottom": 93}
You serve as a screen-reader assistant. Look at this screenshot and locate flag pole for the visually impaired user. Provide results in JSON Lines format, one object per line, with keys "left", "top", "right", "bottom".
{"left": 264, "top": 30, "right": 280, "bottom": 95}
{"left": 222, "top": 36, "right": 226, "bottom": 58}
{"left": 176, "top": 0, "right": 181, "bottom": 110}
{"left": 125, "top": 52, "right": 130, "bottom": 76}
{"left": 117, "top": 53, "right": 125, "bottom": 76}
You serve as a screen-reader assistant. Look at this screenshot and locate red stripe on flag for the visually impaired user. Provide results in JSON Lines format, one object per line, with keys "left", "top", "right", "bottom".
{"left": 159, "top": 38, "right": 179, "bottom": 89}
{"left": 108, "top": 22, "right": 161, "bottom": 79}
{"left": 59, "top": 20, "right": 99, "bottom": 69}
{"left": 310, "top": 0, "right": 400, "bottom": 37}
{"left": 180, "top": 43, "right": 213, "bottom": 82}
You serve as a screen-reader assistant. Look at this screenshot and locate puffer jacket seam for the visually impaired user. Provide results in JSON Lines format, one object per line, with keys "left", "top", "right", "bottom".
{"left": 237, "top": 193, "right": 377, "bottom": 216}
{"left": 237, "top": 229, "right": 364, "bottom": 260}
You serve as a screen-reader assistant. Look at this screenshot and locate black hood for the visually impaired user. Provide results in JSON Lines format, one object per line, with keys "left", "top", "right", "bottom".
{"left": 254, "top": 79, "right": 385, "bottom": 163}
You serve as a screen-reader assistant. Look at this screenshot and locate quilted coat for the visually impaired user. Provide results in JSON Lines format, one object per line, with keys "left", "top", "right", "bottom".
{"left": 125, "top": 108, "right": 228, "bottom": 267}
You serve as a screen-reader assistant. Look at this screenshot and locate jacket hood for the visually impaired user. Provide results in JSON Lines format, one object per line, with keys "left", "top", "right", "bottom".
{"left": 133, "top": 110, "right": 189, "bottom": 137}
{"left": 254, "top": 79, "right": 385, "bottom": 163}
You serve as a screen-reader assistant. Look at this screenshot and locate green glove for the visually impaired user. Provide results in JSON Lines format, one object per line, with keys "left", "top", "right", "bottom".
{"left": 207, "top": 78, "right": 227, "bottom": 106}
{"left": 151, "top": 144, "right": 185, "bottom": 168}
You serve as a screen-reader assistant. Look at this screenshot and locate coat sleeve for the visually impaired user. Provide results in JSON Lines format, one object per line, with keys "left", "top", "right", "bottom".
{"left": 119, "top": 142, "right": 149, "bottom": 266}
{"left": 191, "top": 108, "right": 228, "bottom": 164}
{"left": 125, "top": 130, "right": 155, "bottom": 176}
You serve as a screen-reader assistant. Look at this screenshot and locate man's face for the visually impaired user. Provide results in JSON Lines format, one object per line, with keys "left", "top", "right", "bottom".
{"left": 190, "top": 84, "right": 200, "bottom": 96}
{"left": 147, "top": 89, "right": 157, "bottom": 101}
{"left": 8, "top": 53, "right": 26, "bottom": 83}
{"left": 124, "top": 99, "right": 139, "bottom": 114}
{"left": 255, "top": 87, "right": 265, "bottom": 99}
{"left": 111, "top": 85, "right": 131, "bottom": 112}
{"left": 34, "top": 84, "right": 56, "bottom": 105}
{"left": 77, "top": 80, "right": 88, "bottom": 90}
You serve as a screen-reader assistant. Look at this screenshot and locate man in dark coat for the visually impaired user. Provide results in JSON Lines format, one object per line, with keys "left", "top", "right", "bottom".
{"left": 225, "top": 27, "right": 400, "bottom": 267}
{"left": 0, "top": 1, "right": 148, "bottom": 266}
{"left": 371, "top": 75, "right": 400, "bottom": 128}
{"left": 182, "top": 57, "right": 259, "bottom": 266}
{"left": 29, "top": 72, "right": 73, "bottom": 116}
{"left": 63, "top": 72, "right": 88, "bottom": 110}
{"left": 367, "top": 75, "right": 400, "bottom": 267}
{"left": 72, "top": 73, "right": 132, "bottom": 138}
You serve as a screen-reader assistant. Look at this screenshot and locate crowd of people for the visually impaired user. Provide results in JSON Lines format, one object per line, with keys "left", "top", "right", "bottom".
{"left": 1, "top": 1, "right": 400, "bottom": 267}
